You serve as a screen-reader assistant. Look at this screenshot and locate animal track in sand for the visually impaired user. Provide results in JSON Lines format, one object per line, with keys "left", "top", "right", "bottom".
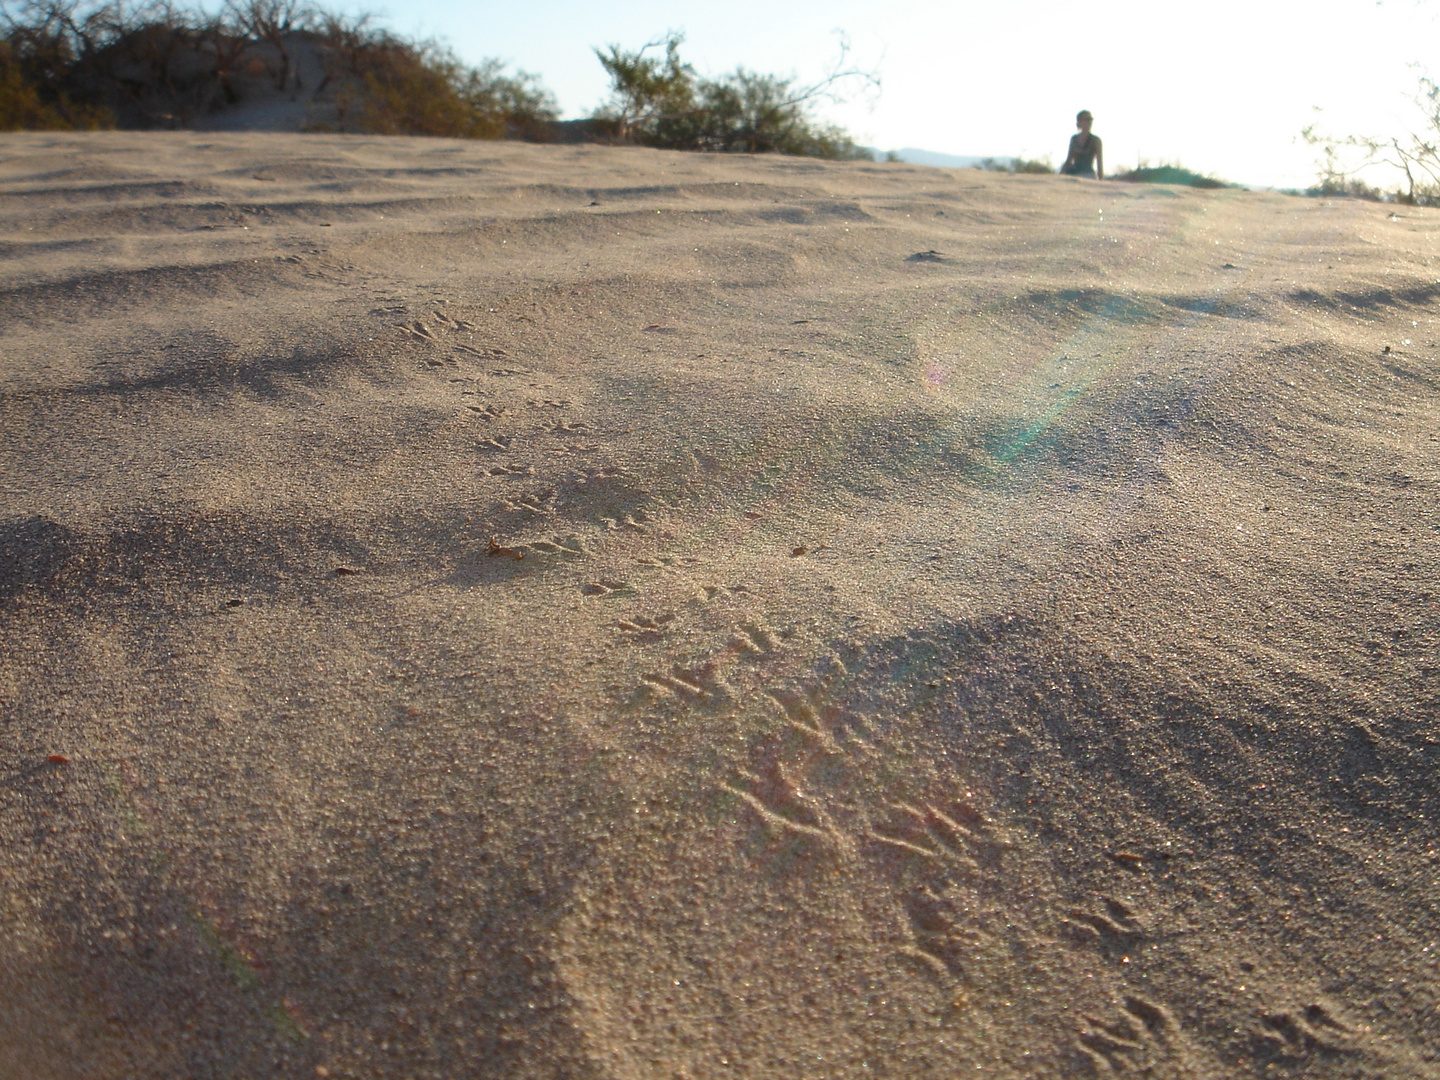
{"left": 700, "top": 583, "right": 751, "bottom": 602}
{"left": 697, "top": 654, "right": 1046, "bottom": 1019}
{"left": 393, "top": 309, "right": 490, "bottom": 360}
{"left": 601, "top": 510, "right": 655, "bottom": 532}
{"left": 617, "top": 613, "right": 677, "bottom": 638}
{"left": 1255, "top": 1001, "right": 1359, "bottom": 1062}
{"left": 896, "top": 887, "right": 968, "bottom": 989}
{"left": 502, "top": 490, "right": 557, "bottom": 515}
{"left": 525, "top": 535, "right": 586, "bottom": 558}
{"left": 763, "top": 685, "right": 846, "bottom": 755}
{"left": 865, "top": 800, "right": 1004, "bottom": 875}
{"left": 571, "top": 465, "right": 626, "bottom": 483}
{"left": 1062, "top": 897, "right": 1147, "bottom": 958}
{"left": 396, "top": 319, "right": 438, "bottom": 342}
{"left": 720, "top": 761, "right": 843, "bottom": 846}
{"left": 635, "top": 553, "right": 699, "bottom": 569}
{"left": 580, "top": 579, "right": 636, "bottom": 599}
{"left": 727, "top": 621, "right": 778, "bottom": 656}
{"left": 640, "top": 661, "right": 734, "bottom": 704}
{"left": 484, "top": 533, "right": 587, "bottom": 562}
{"left": 1076, "top": 995, "right": 1186, "bottom": 1075}
{"left": 430, "top": 308, "right": 478, "bottom": 332}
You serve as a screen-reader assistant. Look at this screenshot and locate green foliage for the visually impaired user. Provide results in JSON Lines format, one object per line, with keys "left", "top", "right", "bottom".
{"left": 1113, "top": 163, "right": 1234, "bottom": 189}
{"left": 594, "top": 31, "right": 872, "bottom": 160}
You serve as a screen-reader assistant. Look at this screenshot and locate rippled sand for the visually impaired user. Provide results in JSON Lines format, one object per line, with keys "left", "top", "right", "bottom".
{"left": 2, "top": 131, "right": 1437, "bottom": 1078}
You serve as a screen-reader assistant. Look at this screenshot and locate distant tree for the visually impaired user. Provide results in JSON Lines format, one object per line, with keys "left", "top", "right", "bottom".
{"left": 1304, "top": 74, "right": 1440, "bottom": 206}
{"left": 593, "top": 31, "right": 875, "bottom": 159}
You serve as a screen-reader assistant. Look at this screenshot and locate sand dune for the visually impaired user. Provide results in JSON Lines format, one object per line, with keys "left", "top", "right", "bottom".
{"left": 1, "top": 130, "right": 1438, "bottom": 1079}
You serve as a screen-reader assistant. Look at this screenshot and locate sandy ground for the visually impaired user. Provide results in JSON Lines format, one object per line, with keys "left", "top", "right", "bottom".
{"left": 1, "top": 131, "right": 1438, "bottom": 1079}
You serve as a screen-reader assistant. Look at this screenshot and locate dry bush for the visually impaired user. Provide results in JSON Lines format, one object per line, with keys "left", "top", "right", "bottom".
{"left": 222, "top": 0, "right": 312, "bottom": 91}
{"left": 1113, "top": 162, "right": 1234, "bottom": 189}
{"left": 978, "top": 157, "right": 1053, "bottom": 174}
{"left": 0, "top": 16, "right": 112, "bottom": 127}
{"left": 593, "top": 31, "right": 874, "bottom": 159}
{"left": 1304, "top": 76, "right": 1440, "bottom": 206}
{"left": 0, "top": 0, "right": 557, "bottom": 136}
{"left": 315, "top": 22, "right": 556, "bottom": 139}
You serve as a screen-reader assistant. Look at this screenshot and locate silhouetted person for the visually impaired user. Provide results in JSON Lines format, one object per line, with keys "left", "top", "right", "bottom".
{"left": 1061, "top": 110, "right": 1103, "bottom": 179}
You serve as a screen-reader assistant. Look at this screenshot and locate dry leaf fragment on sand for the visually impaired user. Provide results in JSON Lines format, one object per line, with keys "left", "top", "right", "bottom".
{"left": 487, "top": 537, "right": 525, "bottom": 560}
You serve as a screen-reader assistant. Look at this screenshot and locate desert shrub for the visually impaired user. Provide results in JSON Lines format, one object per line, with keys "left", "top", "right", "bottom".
{"left": 977, "top": 156, "right": 1053, "bottom": 174}
{"left": 223, "top": 0, "right": 311, "bottom": 91}
{"left": 593, "top": 31, "right": 873, "bottom": 160}
{"left": 0, "top": 23, "right": 111, "bottom": 126}
{"left": 1113, "top": 163, "right": 1234, "bottom": 189}
{"left": 1, "top": 0, "right": 263, "bottom": 126}
{"left": 328, "top": 35, "right": 473, "bottom": 136}
{"left": 0, "top": 0, "right": 112, "bottom": 127}
{"left": 458, "top": 57, "right": 556, "bottom": 140}
{"left": 0, "top": 0, "right": 557, "bottom": 135}
{"left": 1, "top": 36, "right": 78, "bottom": 125}
{"left": 1299, "top": 175, "right": 1387, "bottom": 201}
{"left": 592, "top": 32, "right": 692, "bottom": 144}
{"left": 87, "top": 11, "right": 235, "bottom": 126}
{"left": 319, "top": 26, "right": 555, "bottom": 138}
{"left": 1304, "top": 77, "right": 1440, "bottom": 206}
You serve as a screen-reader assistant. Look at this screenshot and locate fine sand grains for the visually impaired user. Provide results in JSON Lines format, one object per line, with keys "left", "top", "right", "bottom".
{"left": 1, "top": 132, "right": 1438, "bottom": 1079}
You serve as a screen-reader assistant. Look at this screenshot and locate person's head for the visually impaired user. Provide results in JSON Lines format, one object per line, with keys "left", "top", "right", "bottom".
{"left": 1076, "top": 110, "right": 1093, "bottom": 132}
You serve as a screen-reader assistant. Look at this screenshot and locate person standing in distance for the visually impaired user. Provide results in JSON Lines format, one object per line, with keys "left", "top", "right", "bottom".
{"left": 1061, "top": 110, "right": 1104, "bottom": 179}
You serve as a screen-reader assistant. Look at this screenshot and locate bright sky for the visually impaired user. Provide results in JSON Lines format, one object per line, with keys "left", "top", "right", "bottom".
{"left": 337, "top": 0, "right": 1439, "bottom": 190}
